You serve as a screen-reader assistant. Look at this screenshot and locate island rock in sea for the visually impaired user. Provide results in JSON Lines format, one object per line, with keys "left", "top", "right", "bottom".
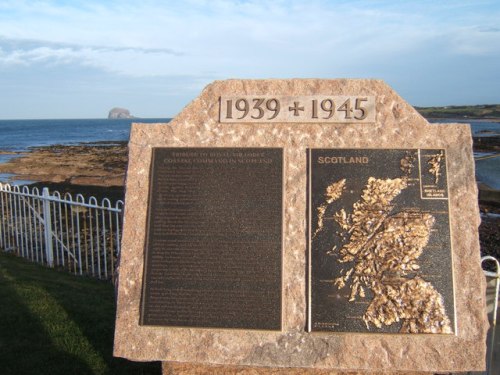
{"left": 108, "top": 107, "right": 135, "bottom": 119}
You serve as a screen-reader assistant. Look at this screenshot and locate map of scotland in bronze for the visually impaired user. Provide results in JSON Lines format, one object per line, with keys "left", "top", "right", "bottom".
{"left": 308, "top": 148, "right": 455, "bottom": 334}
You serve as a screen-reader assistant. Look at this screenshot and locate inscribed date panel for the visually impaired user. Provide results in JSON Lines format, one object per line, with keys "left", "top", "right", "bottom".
{"left": 141, "top": 148, "right": 283, "bottom": 330}
{"left": 307, "top": 149, "right": 455, "bottom": 334}
{"left": 220, "top": 96, "right": 375, "bottom": 123}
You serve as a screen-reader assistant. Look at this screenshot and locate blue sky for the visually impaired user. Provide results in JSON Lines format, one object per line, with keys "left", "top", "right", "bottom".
{"left": 0, "top": 0, "right": 499, "bottom": 119}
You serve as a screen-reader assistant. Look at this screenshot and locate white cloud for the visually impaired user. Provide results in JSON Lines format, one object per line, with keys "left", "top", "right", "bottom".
{"left": 0, "top": 0, "right": 499, "bottom": 118}
{"left": 448, "top": 26, "right": 500, "bottom": 56}
{"left": 0, "top": 0, "right": 497, "bottom": 79}
{"left": 0, "top": 38, "right": 186, "bottom": 77}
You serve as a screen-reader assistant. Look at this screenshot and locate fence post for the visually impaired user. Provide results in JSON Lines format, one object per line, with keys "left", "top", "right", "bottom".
{"left": 42, "top": 188, "right": 54, "bottom": 267}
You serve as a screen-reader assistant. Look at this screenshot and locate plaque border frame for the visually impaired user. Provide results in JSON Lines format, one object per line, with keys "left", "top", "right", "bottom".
{"left": 139, "top": 146, "right": 286, "bottom": 332}
{"left": 306, "top": 147, "right": 457, "bottom": 335}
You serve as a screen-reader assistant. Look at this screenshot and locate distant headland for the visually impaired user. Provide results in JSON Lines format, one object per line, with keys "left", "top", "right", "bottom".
{"left": 415, "top": 104, "right": 500, "bottom": 120}
{"left": 108, "top": 107, "right": 136, "bottom": 119}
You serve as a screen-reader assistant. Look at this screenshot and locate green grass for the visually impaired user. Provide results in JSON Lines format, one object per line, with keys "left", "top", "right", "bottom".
{"left": 0, "top": 251, "right": 161, "bottom": 375}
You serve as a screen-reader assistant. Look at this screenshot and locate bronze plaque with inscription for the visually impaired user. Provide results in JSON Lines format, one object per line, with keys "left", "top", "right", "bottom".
{"left": 141, "top": 147, "right": 283, "bottom": 330}
{"left": 307, "top": 149, "right": 455, "bottom": 334}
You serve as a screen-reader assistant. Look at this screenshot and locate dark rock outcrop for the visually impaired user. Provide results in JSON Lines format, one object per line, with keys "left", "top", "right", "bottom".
{"left": 108, "top": 107, "right": 135, "bottom": 119}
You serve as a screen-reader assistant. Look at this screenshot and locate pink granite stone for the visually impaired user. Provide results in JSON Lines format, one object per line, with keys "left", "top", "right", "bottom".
{"left": 114, "top": 79, "right": 488, "bottom": 373}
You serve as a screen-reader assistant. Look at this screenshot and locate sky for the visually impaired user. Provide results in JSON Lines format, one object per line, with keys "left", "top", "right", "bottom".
{"left": 0, "top": 0, "right": 499, "bottom": 119}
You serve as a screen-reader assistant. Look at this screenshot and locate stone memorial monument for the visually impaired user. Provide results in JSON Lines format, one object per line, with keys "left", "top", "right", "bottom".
{"left": 114, "top": 79, "right": 488, "bottom": 373}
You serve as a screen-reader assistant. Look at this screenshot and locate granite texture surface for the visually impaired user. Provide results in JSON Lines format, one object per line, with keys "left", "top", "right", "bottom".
{"left": 114, "top": 79, "right": 488, "bottom": 373}
{"left": 162, "top": 362, "right": 436, "bottom": 374}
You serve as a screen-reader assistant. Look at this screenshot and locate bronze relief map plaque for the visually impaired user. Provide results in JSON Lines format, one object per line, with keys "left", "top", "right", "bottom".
{"left": 141, "top": 148, "right": 283, "bottom": 330}
{"left": 308, "top": 149, "right": 455, "bottom": 334}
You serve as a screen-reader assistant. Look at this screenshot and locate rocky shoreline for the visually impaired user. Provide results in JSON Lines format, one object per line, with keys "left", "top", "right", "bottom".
{"left": 474, "top": 135, "right": 500, "bottom": 153}
{"left": 0, "top": 141, "right": 127, "bottom": 188}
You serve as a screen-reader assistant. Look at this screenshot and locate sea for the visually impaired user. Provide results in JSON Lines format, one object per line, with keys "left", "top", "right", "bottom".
{"left": 0, "top": 118, "right": 498, "bottom": 188}
{"left": 0, "top": 118, "right": 170, "bottom": 161}
{"left": 0, "top": 118, "right": 171, "bottom": 184}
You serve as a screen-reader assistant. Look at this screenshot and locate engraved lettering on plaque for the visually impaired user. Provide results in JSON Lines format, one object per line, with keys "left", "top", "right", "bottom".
{"left": 141, "top": 148, "right": 283, "bottom": 330}
{"left": 220, "top": 96, "right": 376, "bottom": 123}
{"left": 308, "top": 149, "right": 455, "bottom": 334}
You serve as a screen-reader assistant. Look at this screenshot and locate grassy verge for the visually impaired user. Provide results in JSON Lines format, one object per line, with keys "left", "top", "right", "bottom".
{"left": 0, "top": 251, "right": 160, "bottom": 375}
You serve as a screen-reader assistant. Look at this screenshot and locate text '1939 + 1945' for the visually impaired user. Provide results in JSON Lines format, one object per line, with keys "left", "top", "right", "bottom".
{"left": 220, "top": 96, "right": 376, "bottom": 123}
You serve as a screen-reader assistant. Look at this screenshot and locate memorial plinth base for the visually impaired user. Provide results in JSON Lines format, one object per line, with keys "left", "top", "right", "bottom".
{"left": 162, "top": 362, "right": 434, "bottom": 374}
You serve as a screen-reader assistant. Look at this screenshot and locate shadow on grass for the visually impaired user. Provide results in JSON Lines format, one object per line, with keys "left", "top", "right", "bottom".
{"left": 0, "top": 252, "right": 161, "bottom": 375}
{"left": 0, "top": 262, "right": 93, "bottom": 374}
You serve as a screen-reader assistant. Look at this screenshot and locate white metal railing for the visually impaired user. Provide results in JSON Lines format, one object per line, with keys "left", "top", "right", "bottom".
{"left": 482, "top": 256, "right": 500, "bottom": 375}
{"left": 0, "top": 183, "right": 123, "bottom": 280}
